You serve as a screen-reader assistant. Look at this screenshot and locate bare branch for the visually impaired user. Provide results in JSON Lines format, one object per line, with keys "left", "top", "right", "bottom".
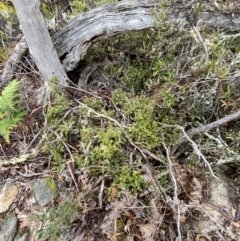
{"left": 0, "top": 37, "right": 28, "bottom": 87}
{"left": 159, "top": 122, "right": 219, "bottom": 180}
{"left": 178, "top": 110, "right": 240, "bottom": 145}
{"left": 163, "top": 144, "right": 182, "bottom": 241}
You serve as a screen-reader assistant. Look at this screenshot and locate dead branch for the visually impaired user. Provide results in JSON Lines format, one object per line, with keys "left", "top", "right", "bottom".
{"left": 178, "top": 110, "right": 240, "bottom": 145}
{"left": 159, "top": 122, "right": 219, "bottom": 180}
{"left": 0, "top": 36, "right": 28, "bottom": 88}
{"left": 12, "top": 0, "right": 69, "bottom": 89}
{"left": 163, "top": 144, "right": 182, "bottom": 241}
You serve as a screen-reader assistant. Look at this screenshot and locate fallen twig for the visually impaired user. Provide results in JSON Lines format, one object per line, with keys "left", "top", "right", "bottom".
{"left": 159, "top": 122, "right": 220, "bottom": 180}
{"left": 178, "top": 110, "right": 240, "bottom": 145}
{"left": 163, "top": 144, "right": 182, "bottom": 241}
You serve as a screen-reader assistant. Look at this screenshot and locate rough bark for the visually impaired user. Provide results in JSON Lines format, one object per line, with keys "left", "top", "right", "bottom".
{"left": 52, "top": 0, "right": 240, "bottom": 71}
{"left": 12, "top": 0, "right": 68, "bottom": 89}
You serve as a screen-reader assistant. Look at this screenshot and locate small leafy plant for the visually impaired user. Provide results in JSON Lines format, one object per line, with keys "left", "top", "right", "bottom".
{"left": 0, "top": 79, "right": 26, "bottom": 143}
{"left": 113, "top": 165, "right": 148, "bottom": 196}
{"left": 31, "top": 197, "right": 78, "bottom": 241}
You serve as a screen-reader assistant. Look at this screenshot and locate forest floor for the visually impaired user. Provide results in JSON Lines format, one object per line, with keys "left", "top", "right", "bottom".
{"left": 1, "top": 5, "right": 240, "bottom": 240}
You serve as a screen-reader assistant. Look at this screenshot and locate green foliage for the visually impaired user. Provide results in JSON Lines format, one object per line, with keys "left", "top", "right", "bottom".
{"left": 71, "top": 0, "right": 89, "bottom": 14}
{"left": 71, "top": 0, "right": 117, "bottom": 15}
{"left": 94, "top": 0, "right": 118, "bottom": 7}
{"left": 113, "top": 165, "right": 148, "bottom": 195}
{"left": 113, "top": 90, "right": 161, "bottom": 149}
{"left": 0, "top": 47, "right": 11, "bottom": 67}
{"left": 0, "top": 2, "right": 17, "bottom": 64}
{"left": 121, "top": 62, "right": 150, "bottom": 92}
{"left": 0, "top": 2, "right": 15, "bottom": 20}
{"left": 40, "top": 2, "right": 56, "bottom": 19}
{"left": 0, "top": 80, "right": 25, "bottom": 143}
{"left": 86, "top": 30, "right": 157, "bottom": 89}
{"left": 78, "top": 100, "right": 125, "bottom": 172}
{"left": 31, "top": 197, "right": 78, "bottom": 241}
{"left": 42, "top": 90, "right": 78, "bottom": 169}
{"left": 80, "top": 123, "right": 124, "bottom": 170}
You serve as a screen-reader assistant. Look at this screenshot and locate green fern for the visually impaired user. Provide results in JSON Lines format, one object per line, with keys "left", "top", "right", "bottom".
{"left": 0, "top": 80, "right": 26, "bottom": 143}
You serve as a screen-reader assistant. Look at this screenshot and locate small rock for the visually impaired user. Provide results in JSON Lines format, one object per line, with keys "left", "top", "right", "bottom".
{"left": 0, "top": 214, "right": 18, "bottom": 241}
{"left": 61, "top": 228, "right": 76, "bottom": 241}
{"left": 197, "top": 174, "right": 238, "bottom": 234}
{"left": 32, "top": 177, "right": 59, "bottom": 206}
{"left": 0, "top": 180, "right": 19, "bottom": 213}
{"left": 13, "top": 227, "right": 29, "bottom": 241}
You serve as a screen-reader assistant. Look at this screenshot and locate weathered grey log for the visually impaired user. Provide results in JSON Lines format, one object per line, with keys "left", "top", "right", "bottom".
{"left": 12, "top": 0, "right": 68, "bottom": 89}
{"left": 52, "top": 0, "right": 240, "bottom": 71}
{"left": 2, "top": 0, "right": 240, "bottom": 85}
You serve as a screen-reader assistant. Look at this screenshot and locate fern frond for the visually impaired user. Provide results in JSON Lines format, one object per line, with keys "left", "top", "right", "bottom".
{"left": 0, "top": 80, "right": 26, "bottom": 143}
{"left": 0, "top": 119, "right": 16, "bottom": 143}
{"left": 0, "top": 79, "right": 20, "bottom": 112}
{"left": 0, "top": 114, "right": 24, "bottom": 143}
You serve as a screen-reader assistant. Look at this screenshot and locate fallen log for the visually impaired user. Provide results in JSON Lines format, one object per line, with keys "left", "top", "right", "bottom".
{"left": 52, "top": 0, "right": 240, "bottom": 71}
{"left": 1, "top": 0, "right": 240, "bottom": 85}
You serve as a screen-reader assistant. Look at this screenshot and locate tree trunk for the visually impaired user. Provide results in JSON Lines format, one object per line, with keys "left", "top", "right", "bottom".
{"left": 12, "top": 0, "right": 68, "bottom": 89}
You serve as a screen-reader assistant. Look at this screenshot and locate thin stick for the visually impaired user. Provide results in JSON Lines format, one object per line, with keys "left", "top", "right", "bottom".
{"left": 159, "top": 122, "right": 220, "bottom": 180}
{"left": 98, "top": 177, "right": 105, "bottom": 209}
{"left": 163, "top": 144, "right": 182, "bottom": 241}
{"left": 178, "top": 110, "right": 240, "bottom": 145}
{"left": 48, "top": 127, "right": 79, "bottom": 189}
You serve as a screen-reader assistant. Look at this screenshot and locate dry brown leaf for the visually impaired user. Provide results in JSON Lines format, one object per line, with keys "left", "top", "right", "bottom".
{"left": 124, "top": 210, "right": 134, "bottom": 219}
{"left": 139, "top": 223, "right": 156, "bottom": 239}
{"left": 173, "top": 163, "right": 189, "bottom": 191}
{"left": 110, "top": 187, "right": 117, "bottom": 201}
{"left": 231, "top": 221, "right": 240, "bottom": 228}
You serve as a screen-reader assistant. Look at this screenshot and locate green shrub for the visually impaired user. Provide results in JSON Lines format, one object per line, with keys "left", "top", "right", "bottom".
{"left": 31, "top": 198, "right": 78, "bottom": 241}
{"left": 113, "top": 165, "right": 148, "bottom": 196}
{"left": 42, "top": 90, "right": 79, "bottom": 168}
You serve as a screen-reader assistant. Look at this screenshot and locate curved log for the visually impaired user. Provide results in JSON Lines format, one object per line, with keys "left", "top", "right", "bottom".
{"left": 52, "top": 0, "right": 240, "bottom": 71}
{"left": 2, "top": 0, "right": 240, "bottom": 85}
